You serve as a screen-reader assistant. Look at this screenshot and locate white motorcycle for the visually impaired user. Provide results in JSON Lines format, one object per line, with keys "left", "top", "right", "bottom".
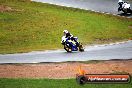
{"left": 118, "top": 2, "right": 132, "bottom": 14}
{"left": 61, "top": 36, "right": 84, "bottom": 52}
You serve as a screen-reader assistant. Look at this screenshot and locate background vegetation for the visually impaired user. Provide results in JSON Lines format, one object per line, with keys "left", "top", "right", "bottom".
{"left": 0, "top": 0, "right": 132, "bottom": 53}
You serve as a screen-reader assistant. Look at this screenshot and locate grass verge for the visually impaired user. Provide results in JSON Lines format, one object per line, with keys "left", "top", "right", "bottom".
{"left": 0, "top": 78, "right": 132, "bottom": 88}
{"left": 0, "top": 0, "right": 132, "bottom": 54}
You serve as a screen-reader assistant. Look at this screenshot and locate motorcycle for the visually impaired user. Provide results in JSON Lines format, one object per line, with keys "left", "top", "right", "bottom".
{"left": 61, "top": 36, "right": 84, "bottom": 52}
{"left": 118, "top": 1, "right": 132, "bottom": 14}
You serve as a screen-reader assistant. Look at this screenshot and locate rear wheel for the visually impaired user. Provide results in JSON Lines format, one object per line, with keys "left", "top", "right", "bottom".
{"left": 122, "top": 9, "right": 128, "bottom": 14}
{"left": 128, "top": 8, "right": 132, "bottom": 14}
{"left": 79, "top": 43, "right": 84, "bottom": 52}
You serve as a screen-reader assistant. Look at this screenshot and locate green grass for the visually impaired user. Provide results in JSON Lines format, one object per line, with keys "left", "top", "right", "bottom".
{"left": 0, "top": 78, "right": 132, "bottom": 88}
{"left": 0, "top": 0, "right": 132, "bottom": 54}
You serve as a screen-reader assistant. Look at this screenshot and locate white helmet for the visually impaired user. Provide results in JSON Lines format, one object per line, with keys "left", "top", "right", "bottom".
{"left": 118, "top": 0, "right": 123, "bottom": 3}
{"left": 63, "top": 30, "right": 68, "bottom": 34}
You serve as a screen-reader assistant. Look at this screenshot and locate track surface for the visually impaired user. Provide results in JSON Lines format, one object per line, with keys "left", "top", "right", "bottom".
{"left": 32, "top": 0, "right": 132, "bottom": 18}
{"left": 0, "top": 41, "right": 132, "bottom": 63}
{"left": 0, "top": 0, "right": 132, "bottom": 63}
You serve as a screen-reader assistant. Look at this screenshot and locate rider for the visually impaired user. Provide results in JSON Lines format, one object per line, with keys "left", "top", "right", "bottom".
{"left": 118, "top": 0, "right": 124, "bottom": 11}
{"left": 62, "top": 30, "right": 79, "bottom": 46}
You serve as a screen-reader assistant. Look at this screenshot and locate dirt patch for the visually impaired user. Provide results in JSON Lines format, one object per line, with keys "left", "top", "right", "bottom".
{"left": 0, "top": 60, "right": 132, "bottom": 79}
{"left": 0, "top": 5, "right": 23, "bottom": 12}
{"left": 128, "top": 26, "right": 132, "bottom": 29}
{"left": 0, "top": 5, "right": 13, "bottom": 12}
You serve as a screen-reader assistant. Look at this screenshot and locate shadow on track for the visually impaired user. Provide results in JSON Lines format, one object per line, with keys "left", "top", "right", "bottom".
{"left": 118, "top": 13, "right": 132, "bottom": 16}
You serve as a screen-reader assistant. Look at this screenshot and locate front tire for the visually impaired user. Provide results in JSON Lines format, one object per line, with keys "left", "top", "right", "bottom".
{"left": 64, "top": 44, "right": 72, "bottom": 52}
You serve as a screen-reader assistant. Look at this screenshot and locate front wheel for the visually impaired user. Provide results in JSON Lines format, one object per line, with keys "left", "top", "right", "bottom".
{"left": 64, "top": 44, "right": 72, "bottom": 52}
{"left": 118, "top": 7, "right": 122, "bottom": 12}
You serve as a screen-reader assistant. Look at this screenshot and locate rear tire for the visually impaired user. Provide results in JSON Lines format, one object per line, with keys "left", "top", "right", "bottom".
{"left": 79, "top": 43, "right": 84, "bottom": 52}
{"left": 128, "top": 8, "right": 132, "bottom": 14}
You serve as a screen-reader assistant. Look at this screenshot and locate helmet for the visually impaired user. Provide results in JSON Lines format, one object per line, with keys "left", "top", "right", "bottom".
{"left": 63, "top": 30, "right": 68, "bottom": 34}
{"left": 118, "top": 0, "right": 123, "bottom": 2}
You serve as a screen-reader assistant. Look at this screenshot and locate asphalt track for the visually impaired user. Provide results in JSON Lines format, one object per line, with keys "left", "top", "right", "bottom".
{"left": 32, "top": 0, "right": 132, "bottom": 18}
{"left": 0, "top": 0, "right": 132, "bottom": 63}
{"left": 0, "top": 41, "right": 132, "bottom": 63}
